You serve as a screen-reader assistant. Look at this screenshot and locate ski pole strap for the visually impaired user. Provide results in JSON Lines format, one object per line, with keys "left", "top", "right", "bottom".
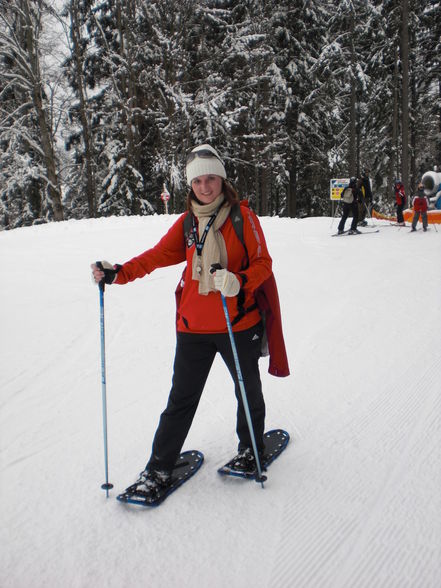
{"left": 209, "top": 263, "right": 256, "bottom": 327}
{"left": 231, "top": 301, "right": 258, "bottom": 326}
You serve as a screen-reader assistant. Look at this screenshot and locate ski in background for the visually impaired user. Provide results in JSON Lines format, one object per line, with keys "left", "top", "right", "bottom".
{"left": 332, "top": 229, "right": 380, "bottom": 237}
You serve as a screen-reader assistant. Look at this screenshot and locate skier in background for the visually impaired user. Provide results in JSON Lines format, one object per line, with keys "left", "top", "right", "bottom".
{"left": 358, "top": 168, "right": 373, "bottom": 226}
{"left": 394, "top": 179, "right": 406, "bottom": 226}
{"left": 338, "top": 177, "right": 361, "bottom": 235}
{"left": 411, "top": 183, "right": 429, "bottom": 232}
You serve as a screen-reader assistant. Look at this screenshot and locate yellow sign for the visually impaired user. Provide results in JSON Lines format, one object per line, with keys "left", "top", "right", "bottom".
{"left": 330, "top": 178, "right": 350, "bottom": 200}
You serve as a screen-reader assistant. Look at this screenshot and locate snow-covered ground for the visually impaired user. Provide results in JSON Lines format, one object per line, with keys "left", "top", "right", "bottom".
{"left": 1, "top": 214, "right": 440, "bottom": 588}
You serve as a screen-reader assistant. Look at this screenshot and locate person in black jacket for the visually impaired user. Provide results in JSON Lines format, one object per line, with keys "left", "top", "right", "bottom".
{"left": 338, "top": 177, "right": 361, "bottom": 234}
{"left": 358, "top": 168, "right": 373, "bottom": 226}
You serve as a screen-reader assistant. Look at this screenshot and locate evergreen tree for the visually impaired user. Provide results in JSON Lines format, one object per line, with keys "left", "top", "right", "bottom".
{"left": 271, "top": 0, "right": 332, "bottom": 217}
{"left": 413, "top": 0, "right": 441, "bottom": 176}
{"left": 64, "top": 0, "right": 155, "bottom": 217}
{"left": 62, "top": 0, "right": 98, "bottom": 219}
{"left": 1, "top": 0, "right": 439, "bottom": 227}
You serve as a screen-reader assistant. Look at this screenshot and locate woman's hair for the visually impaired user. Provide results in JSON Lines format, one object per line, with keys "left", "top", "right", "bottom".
{"left": 186, "top": 179, "right": 240, "bottom": 210}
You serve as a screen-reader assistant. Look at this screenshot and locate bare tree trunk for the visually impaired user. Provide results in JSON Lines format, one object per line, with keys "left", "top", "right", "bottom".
{"left": 259, "top": 80, "right": 270, "bottom": 216}
{"left": 69, "top": 0, "right": 96, "bottom": 217}
{"left": 288, "top": 155, "right": 297, "bottom": 218}
{"left": 349, "top": 79, "right": 357, "bottom": 176}
{"left": 348, "top": 19, "right": 357, "bottom": 177}
{"left": 32, "top": 85, "right": 64, "bottom": 221}
{"left": 388, "top": 47, "right": 400, "bottom": 201}
{"left": 261, "top": 161, "right": 270, "bottom": 216}
{"left": 285, "top": 98, "right": 298, "bottom": 218}
{"left": 117, "top": 0, "right": 141, "bottom": 195}
{"left": 254, "top": 158, "right": 261, "bottom": 215}
{"left": 23, "top": 0, "right": 64, "bottom": 221}
{"left": 439, "top": 81, "right": 441, "bottom": 165}
{"left": 400, "top": 0, "right": 409, "bottom": 194}
{"left": 356, "top": 99, "right": 361, "bottom": 176}
{"left": 410, "top": 43, "right": 417, "bottom": 193}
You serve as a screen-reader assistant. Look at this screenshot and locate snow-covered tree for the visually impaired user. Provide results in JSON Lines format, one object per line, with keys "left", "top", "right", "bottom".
{"left": 63, "top": 0, "right": 156, "bottom": 217}
{"left": 2, "top": 0, "right": 439, "bottom": 227}
{"left": 0, "top": 0, "right": 64, "bottom": 229}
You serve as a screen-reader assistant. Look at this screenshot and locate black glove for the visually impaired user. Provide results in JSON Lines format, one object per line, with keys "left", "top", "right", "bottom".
{"left": 96, "top": 261, "right": 120, "bottom": 284}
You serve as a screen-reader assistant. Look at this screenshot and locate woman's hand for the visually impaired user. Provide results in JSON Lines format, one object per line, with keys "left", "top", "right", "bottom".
{"left": 213, "top": 268, "right": 240, "bottom": 297}
{"left": 91, "top": 261, "right": 118, "bottom": 285}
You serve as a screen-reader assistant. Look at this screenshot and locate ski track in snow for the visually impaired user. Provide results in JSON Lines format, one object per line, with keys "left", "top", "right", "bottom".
{"left": 1, "top": 216, "right": 440, "bottom": 588}
{"left": 269, "top": 348, "right": 441, "bottom": 588}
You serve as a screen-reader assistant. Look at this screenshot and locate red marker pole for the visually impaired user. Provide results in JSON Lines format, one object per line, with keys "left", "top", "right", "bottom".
{"left": 161, "top": 185, "right": 170, "bottom": 214}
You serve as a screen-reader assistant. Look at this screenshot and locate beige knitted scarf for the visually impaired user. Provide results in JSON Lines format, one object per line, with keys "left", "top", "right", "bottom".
{"left": 191, "top": 194, "right": 230, "bottom": 295}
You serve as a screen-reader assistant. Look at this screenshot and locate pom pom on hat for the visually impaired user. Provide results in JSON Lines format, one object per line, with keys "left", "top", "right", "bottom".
{"left": 186, "top": 144, "right": 227, "bottom": 186}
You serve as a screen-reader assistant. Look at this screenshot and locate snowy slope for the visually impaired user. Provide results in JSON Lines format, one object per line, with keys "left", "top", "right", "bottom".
{"left": 1, "top": 215, "right": 440, "bottom": 588}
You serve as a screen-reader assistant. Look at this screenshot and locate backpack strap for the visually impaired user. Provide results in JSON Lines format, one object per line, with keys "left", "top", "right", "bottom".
{"left": 230, "top": 203, "right": 244, "bottom": 248}
{"left": 183, "top": 211, "right": 192, "bottom": 245}
{"left": 228, "top": 203, "right": 256, "bottom": 325}
{"left": 230, "top": 202, "right": 249, "bottom": 270}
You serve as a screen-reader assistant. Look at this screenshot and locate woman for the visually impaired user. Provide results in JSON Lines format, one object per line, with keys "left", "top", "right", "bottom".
{"left": 91, "top": 144, "right": 281, "bottom": 497}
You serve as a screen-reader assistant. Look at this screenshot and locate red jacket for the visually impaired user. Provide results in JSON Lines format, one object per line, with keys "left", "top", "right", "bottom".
{"left": 254, "top": 273, "right": 290, "bottom": 377}
{"left": 395, "top": 184, "right": 406, "bottom": 205}
{"left": 412, "top": 196, "right": 428, "bottom": 212}
{"left": 115, "top": 205, "right": 272, "bottom": 334}
{"left": 115, "top": 203, "right": 290, "bottom": 377}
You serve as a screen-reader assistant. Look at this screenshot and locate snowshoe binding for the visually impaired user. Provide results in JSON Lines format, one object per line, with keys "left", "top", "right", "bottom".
{"left": 117, "top": 450, "right": 204, "bottom": 507}
{"left": 218, "top": 429, "right": 290, "bottom": 480}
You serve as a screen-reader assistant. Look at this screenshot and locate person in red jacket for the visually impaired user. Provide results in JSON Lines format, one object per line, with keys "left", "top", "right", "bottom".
{"left": 411, "top": 183, "right": 429, "bottom": 231}
{"left": 91, "top": 144, "right": 288, "bottom": 498}
{"left": 394, "top": 179, "right": 406, "bottom": 225}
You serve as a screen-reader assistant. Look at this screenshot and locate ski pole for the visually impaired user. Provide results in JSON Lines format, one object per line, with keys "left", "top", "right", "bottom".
{"left": 96, "top": 262, "right": 113, "bottom": 497}
{"left": 211, "top": 264, "right": 267, "bottom": 487}
{"left": 364, "top": 201, "right": 375, "bottom": 227}
{"left": 330, "top": 200, "right": 341, "bottom": 229}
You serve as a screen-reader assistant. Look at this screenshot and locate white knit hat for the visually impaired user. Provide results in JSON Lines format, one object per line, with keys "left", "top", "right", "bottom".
{"left": 186, "top": 144, "right": 227, "bottom": 186}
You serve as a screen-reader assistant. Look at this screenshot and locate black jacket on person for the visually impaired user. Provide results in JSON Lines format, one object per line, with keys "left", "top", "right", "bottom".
{"left": 360, "top": 175, "right": 372, "bottom": 201}
{"left": 351, "top": 186, "right": 362, "bottom": 203}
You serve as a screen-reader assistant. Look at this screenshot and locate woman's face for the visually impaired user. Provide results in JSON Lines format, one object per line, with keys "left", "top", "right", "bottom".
{"left": 191, "top": 174, "right": 223, "bottom": 204}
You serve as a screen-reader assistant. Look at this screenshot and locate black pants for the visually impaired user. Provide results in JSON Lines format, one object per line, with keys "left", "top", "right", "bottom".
{"left": 412, "top": 211, "right": 428, "bottom": 229}
{"left": 338, "top": 201, "right": 358, "bottom": 232}
{"left": 397, "top": 203, "right": 405, "bottom": 224}
{"left": 358, "top": 200, "right": 366, "bottom": 223}
{"left": 146, "top": 322, "right": 265, "bottom": 472}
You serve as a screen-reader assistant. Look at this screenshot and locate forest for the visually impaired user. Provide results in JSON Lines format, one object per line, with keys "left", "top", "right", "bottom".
{"left": 0, "top": 0, "right": 440, "bottom": 229}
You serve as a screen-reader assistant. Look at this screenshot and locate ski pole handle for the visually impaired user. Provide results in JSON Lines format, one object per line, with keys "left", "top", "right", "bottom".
{"left": 96, "top": 261, "right": 106, "bottom": 293}
{"left": 210, "top": 263, "right": 223, "bottom": 273}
